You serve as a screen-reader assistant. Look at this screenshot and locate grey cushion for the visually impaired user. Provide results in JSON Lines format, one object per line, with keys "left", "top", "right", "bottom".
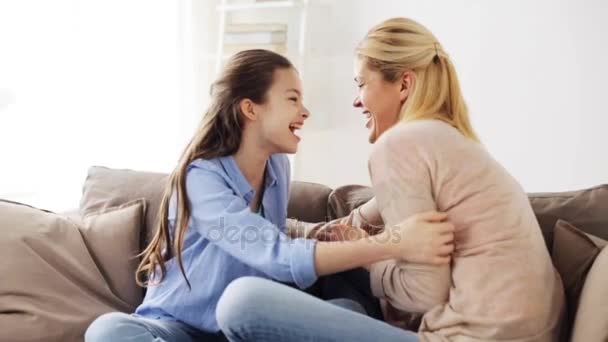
{"left": 0, "top": 199, "right": 144, "bottom": 342}
{"left": 80, "top": 166, "right": 168, "bottom": 246}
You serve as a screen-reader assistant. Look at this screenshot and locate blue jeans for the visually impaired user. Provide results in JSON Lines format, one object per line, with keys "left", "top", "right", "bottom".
{"left": 216, "top": 276, "right": 418, "bottom": 342}
{"left": 85, "top": 312, "right": 227, "bottom": 342}
{"left": 84, "top": 295, "right": 365, "bottom": 341}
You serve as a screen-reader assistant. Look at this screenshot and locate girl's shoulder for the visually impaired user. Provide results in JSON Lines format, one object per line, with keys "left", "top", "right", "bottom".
{"left": 187, "top": 157, "right": 224, "bottom": 174}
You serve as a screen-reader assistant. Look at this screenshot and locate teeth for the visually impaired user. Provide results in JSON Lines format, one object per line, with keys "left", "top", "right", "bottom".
{"left": 289, "top": 123, "right": 302, "bottom": 138}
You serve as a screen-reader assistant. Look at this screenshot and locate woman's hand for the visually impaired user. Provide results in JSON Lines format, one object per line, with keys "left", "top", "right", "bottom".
{"left": 380, "top": 211, "right": 455, "bottom": 265}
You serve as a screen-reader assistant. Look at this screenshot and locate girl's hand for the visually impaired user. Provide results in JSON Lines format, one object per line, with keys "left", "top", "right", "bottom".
{"left": 319, "top": 223, "right": 369, "bottom": 242}
{"left": 383, "top": 211, "right": 455, "bottom": 265}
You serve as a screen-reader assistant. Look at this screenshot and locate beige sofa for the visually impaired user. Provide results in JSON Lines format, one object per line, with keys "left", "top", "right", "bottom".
{"left": 1, "top": 165, "right": 607, "bottom": 342}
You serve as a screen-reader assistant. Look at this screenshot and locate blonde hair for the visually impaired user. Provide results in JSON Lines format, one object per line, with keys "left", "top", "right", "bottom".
{"left": 356, "top": 17, "right": 479, "bottom": 142}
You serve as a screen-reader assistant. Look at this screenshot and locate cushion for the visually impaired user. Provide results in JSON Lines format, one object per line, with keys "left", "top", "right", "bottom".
{"left": 571, "top": 242, "right": 608, "bottom": 342}
{"left": 76, "top": 201, "right": 147, "bottom": 307}
{"left": 327, "top": 185, "right": 374, "bottom": 220}
{"left": 80, "top": 166, "right": 168, "bottom": 245}
{"left": 529, "top": 184, "right": 608, "bottom": 252}
{"left": 0, "top": 199, "right": 144, "bottom": 342}
{"left": 287, "top": 181, "right": 333, "bottom": 223}
{"left": 551, "top": 219, "right": 607, "bottom": 342}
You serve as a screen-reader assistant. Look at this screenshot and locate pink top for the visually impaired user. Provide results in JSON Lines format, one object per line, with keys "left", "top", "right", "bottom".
{"left": 363, "top": 120, "right": 564, "bottom": 341}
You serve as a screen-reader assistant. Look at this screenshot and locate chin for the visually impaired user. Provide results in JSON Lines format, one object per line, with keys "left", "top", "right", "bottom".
{"left": 281, "top": 143, "right": 298, "bottom": 154}
{"left": 367, "top": 129, "right": 377, "bottom": 144}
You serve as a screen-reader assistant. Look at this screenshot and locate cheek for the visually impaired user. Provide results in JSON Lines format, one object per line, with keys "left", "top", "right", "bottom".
{"left": 360, "top": 88, "right": 374, "bottom": 109}
{"left": 375, "top": 92, "right": 401, "bottom": 126}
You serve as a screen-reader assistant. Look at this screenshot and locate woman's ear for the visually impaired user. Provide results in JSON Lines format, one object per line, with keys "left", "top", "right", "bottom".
{"left": 399, "top": 71, "right": 415, "bottom": 103}
{"left": 239, "top": 98, "right": 258, "bottom": 121}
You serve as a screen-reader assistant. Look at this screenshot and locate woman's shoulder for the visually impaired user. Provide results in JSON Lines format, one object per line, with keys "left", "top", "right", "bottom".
{"left": 371, "top": 120, "right": 451, "bottom": 156}
{"left": 385, "top": 119, "right": 459, "bottom": 143}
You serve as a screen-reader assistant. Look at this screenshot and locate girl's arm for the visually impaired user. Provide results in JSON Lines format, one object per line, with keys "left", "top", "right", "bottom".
{"left": 286, "top": 198, "right": 383, "bottom": 239}
{"left": 314, "top": 211, "right": 453, "bottom": 276}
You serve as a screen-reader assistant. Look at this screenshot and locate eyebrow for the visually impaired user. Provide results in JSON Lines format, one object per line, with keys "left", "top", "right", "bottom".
{"left": 354, "top": 76, "right": 362, "bottom": 83}
{"left": 286, "top": 88, "right": 301, "bottom": 96}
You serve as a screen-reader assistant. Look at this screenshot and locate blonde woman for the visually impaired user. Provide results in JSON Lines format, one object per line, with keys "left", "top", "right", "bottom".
{"left": 216, "top": 18, "right": 564, "bottom": 341}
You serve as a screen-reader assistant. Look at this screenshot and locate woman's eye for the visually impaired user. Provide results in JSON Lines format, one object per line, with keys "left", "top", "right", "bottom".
{"left": 289, "top": 97, "right": 298, "bottom": 102}
{"left": 357, "top": 83, "right": 364, "bottom": 89}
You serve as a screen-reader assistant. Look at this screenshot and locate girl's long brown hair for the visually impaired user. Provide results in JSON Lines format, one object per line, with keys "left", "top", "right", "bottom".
{"left": 136, "top": 50, "right": 293, "bottom": 289}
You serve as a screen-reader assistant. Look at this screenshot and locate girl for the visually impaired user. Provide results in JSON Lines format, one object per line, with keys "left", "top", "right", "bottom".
{"left": 84, "top": 49, "right": 454, "bottom": 342}
{"left": 217, "top": 18, "right": 564, "bottom": 342}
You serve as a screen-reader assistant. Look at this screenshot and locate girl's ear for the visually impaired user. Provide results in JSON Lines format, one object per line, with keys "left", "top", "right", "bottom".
{"left": 399, "top": 71, "right": 415, "bottom": 103}
{"left": 239, "top": 98, "right": 258, "bottom": 121}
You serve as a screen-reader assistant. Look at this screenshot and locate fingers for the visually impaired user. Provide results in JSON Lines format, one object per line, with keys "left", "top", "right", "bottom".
{"left": 438, "top": 243, "right": 454, "bottom": 256}
{"left": 432, "top": 255, "right": 452, "bottom": 265}
{"left": 438, "top": 228, "right": 455, "bottom": 242}
{"left": 415, "top": 211, "right": 448, "bottom": 222}
{"left": 432, "top": 222, "right": 455, "bottom": 235}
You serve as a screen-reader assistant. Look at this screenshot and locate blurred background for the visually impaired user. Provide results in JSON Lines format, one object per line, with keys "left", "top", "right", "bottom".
{"left": 1, "top": 0, "right": 607, "bottom": 211}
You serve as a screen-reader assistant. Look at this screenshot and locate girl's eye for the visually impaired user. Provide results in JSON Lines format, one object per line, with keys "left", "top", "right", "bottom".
{"left": 357, "top": 83, "right": 364, "bottom": 89}
{"left": 289, "top": 97, "right": 298, "bottom": 102}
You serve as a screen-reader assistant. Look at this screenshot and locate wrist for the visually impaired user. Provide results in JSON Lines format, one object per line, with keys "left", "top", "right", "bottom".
{"left": 363, "top": 231, "right": 396, "bottom": 261}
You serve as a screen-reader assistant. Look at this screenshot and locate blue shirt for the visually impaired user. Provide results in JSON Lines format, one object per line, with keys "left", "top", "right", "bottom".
{"left": 135, "top": 154, "right": 318, "bottom": 332}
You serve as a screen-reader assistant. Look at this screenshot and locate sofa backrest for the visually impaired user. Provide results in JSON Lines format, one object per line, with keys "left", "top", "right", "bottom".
{"left": 79, "top": 166, "right": 608, "bottom": 251}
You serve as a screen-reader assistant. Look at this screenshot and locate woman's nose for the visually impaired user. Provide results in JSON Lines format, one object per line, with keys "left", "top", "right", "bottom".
{"left": 353, "top": 95, "right": 361, "bottom": 108}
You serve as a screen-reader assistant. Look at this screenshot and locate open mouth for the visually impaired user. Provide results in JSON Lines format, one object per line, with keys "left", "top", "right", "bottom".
{"left": 289, "top": 122, "right": 303, "bottom": 140}
{"left": 363, "top": 111, "right": 372, "bottom": 128}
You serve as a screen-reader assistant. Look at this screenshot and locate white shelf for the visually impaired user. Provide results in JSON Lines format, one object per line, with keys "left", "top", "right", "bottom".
{"left": 217, "top": 1, "right": 299, "bottom": 12}
{"left": 226, "top": 23, "right": 287, "bottom": 33}
{"left": 223, "top": 43, "right": 287, "bottom": 54}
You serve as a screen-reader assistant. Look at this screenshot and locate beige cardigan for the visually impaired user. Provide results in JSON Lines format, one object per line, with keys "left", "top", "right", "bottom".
{"left": 292, "top": 120, "right": 564, "bottom": 341}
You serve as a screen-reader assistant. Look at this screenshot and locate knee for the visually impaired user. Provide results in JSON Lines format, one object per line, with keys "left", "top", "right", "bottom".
{"left": 84, "top": 312, "right": 137, "bottom": 342}
{"left": 216, "top": 276, "right": 274, "bottom": 331}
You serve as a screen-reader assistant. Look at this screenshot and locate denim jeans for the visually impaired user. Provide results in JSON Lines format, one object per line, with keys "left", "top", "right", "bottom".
{"left": 216, "top": 276, "right": 418, "bottom": 342}
{"left": 85, "top": 312, "right": 227, "bottom": 342}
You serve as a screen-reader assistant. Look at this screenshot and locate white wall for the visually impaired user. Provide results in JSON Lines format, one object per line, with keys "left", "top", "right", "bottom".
{"left": 293, "top": 0, "right": 608, "bottom": 192}
{"left": 7, "top": 0, "right": 602, "bottom": 212}
{"left": 0, "top": 0, "right": 183, "bottom": 211}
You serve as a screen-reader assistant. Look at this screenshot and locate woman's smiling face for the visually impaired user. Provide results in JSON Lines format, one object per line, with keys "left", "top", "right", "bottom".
{"left": 352, "top": 57, "right": 404, "bottom": 144}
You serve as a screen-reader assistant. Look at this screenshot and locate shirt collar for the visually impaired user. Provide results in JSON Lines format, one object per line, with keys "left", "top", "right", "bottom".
{"left": 219, "top": 155, "right": 254, "bottom": 202}
{"left": 265, "top": 156, "right": 278, "bottom": 188}
{"left": 219, "top": 155, "right": 278, "bottom": 203}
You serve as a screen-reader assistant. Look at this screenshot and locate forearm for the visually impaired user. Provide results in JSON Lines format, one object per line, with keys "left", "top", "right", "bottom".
{"left": 286, "top": 218, "right": 324, "bottom": 239}
{"left": 313, "top": 233, "right": 394, "bottom": 276}
{"left": 370, "top": 261, "right": 450, "bottom": 313}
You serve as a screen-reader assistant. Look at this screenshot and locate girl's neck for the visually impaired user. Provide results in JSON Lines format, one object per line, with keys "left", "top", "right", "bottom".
{"left": 233, "top": 139, "right": 269, "bottom": 193}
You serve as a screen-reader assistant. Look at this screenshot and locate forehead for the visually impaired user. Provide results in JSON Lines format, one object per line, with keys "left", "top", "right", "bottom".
{"left": 354, "top": 57, "right": 374, "bottom": 78}
{"left": 272, "top": 67, "right": 301, "bottom": 91}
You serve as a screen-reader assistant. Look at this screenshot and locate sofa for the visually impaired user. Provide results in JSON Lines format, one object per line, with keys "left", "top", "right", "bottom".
{"left": 1, "top": 165, "right": 607, "bottom": 342}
